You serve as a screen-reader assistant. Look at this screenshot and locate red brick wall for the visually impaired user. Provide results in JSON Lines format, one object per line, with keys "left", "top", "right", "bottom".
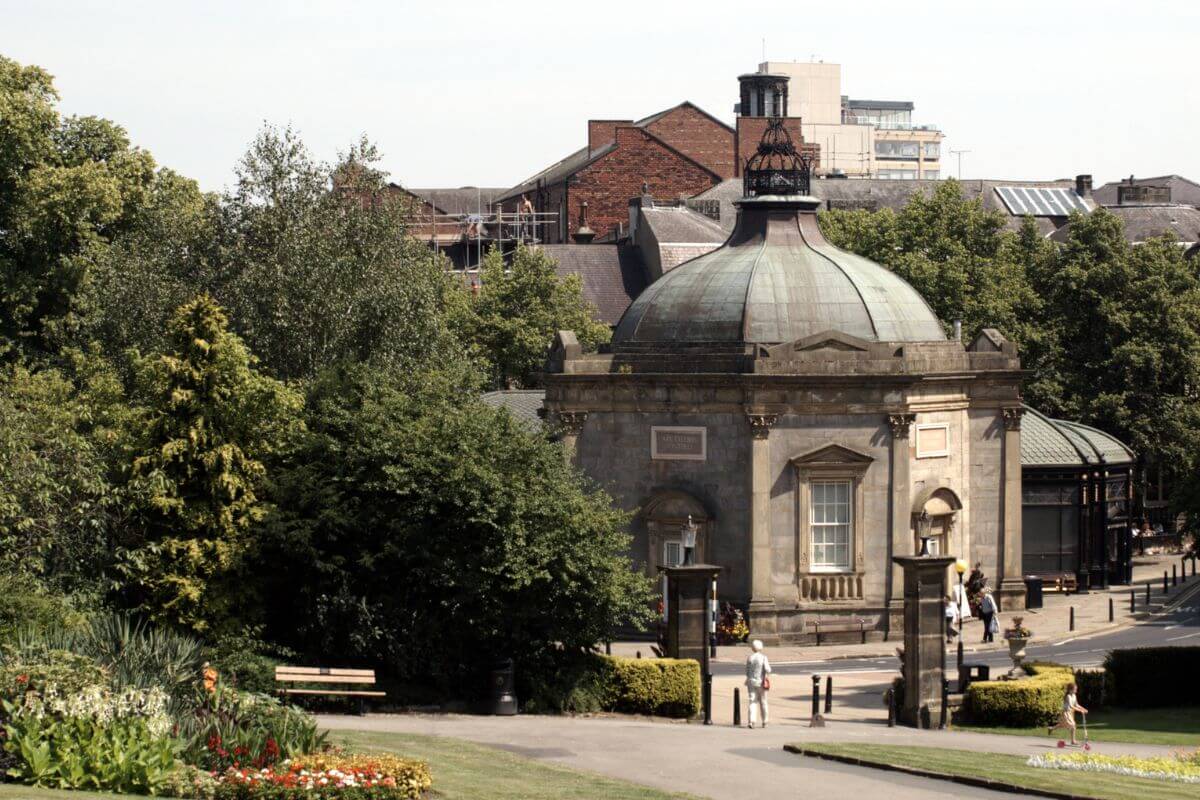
{"left": 644, "top": 104, "right": 736, "bottom": 180}
{"left": 734, "top": 117, "right": 820, "bottom": 177}
{"left": 567, "top": 125, "right": 721, "bottom": 242}
{"left": 588, "top": 120, "right": 632, "bottom": 155}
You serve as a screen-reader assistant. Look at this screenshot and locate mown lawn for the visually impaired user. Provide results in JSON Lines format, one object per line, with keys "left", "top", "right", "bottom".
{"left": 788, "top": 742, "right": 1197, "bottom": 800}
{"left": 332, "top": 730, "right": 698, "bottom": 799}
{"left": 957, "top": 706, "right": 1200, "bottom": 746}
{"left": 0, "top": 731, "right": 696, "bottom": 800}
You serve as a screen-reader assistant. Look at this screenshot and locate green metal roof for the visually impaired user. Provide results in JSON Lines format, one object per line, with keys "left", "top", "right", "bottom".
{"left": 1021, "top": 406, "right": 1135, "bottom": 468}
{"left": 613, "top": 196, "right": 946, "bottom": 345}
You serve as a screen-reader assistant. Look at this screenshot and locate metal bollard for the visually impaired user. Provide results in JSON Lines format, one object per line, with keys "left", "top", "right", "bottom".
{"left": 1130, "top": 588, "right": 1135, "bottom": 613}
{"left": 1173, "top": 564, "right": 1178, "bottom": 587}
{"left": 605, "top": 641, "right": 611, "bottom": 656}
{"left": 733, "top": 687, "right": 741, "bottom": 727}
{"left": 939, "top": 678, "right": 949, "bottom": 730}
{"left": 886, "top": 688, "right": 896, "bottom": 727}
{"left": 1109, "top": 597, "right": 1114, "bottom": 623}
{"left": 810, "top": 674, "right": 825, "bottom": 727}
{"left": 1146, "top": 583, "right": 1151, "bottom": 605}
{"left": 1164, "top": 571, "right": 1169, "bottom": 595}
{"left": 636, "top": 650, "right": 641, "bottom": 659}
{"left": 824, "top": 675, "right": 833, "bottom": 715}
{"left": 1069, "top": 606, "right": 1075, "bottom": 632}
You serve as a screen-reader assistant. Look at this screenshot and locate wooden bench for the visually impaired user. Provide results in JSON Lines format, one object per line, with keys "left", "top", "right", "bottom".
{"left": 1030, "top": 572, "right": 1078, "bottom": 593}
{"left": 812, "top": 618, "right": 867, "bottom": 646}
{"left": 275, "top": 666, "right": 385, "bottom": 714}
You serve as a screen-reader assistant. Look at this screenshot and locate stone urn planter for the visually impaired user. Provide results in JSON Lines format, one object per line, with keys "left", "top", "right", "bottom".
{"left": 1003, "top": 617, "right": 1032, "bottom": 679}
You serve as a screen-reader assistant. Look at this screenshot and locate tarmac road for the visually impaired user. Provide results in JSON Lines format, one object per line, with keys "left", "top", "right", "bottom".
{"left": 712, "top": 588, "right": 1200, "bottom": 678}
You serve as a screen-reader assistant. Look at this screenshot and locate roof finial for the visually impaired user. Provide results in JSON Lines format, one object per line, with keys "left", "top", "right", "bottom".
{"left": 743, "top": 118, "right": 810, "bottom": 198}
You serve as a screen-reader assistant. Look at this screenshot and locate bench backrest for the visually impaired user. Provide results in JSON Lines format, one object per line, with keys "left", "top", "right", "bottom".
{"left": 275, "top": 666, "right": 376, "bottom": 685}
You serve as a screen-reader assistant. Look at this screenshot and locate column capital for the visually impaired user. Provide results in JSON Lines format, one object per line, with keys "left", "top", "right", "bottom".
{"left": 1001, "top": 406, "right": 1025, "bottom": 431}
{"left": 555, "top": 411, "right": 588, "bottom": 436}
{"left": 746, "top": 413, "right": 779, "bottom": 440}
{"left": 888, "top": 413, "right": 917, "bottom": 439}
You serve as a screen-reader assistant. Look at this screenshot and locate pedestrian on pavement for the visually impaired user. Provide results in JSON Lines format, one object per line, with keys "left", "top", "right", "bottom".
{"left": 944, "top": 596, "right": 959, "bottom": 643}
{"left": 966, "top": 562, "right": 987, "bottom": 615}
{"left": 979, "top": 586, "right": 999, "bottom": 643}
{"left": 744, "top": 639, "right": 771, "bottom": 729}
{"left": 1048, "top": 682, "right": 1088, "bottom": 745}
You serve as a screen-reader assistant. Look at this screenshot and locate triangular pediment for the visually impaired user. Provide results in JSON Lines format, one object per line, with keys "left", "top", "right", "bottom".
{"left": 790, "top": 443, "right": 875, "bottom": 467}
{"left": 791, "top": 330, "right": 872, "bottom": 353}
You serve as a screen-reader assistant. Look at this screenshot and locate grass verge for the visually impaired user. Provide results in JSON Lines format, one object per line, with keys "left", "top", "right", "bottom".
{"left": 787, "top": 742, "right": 1196, "bottom": 800}
{"left": 332, "top": 730, "right": 697, "bottom": 800}
{"left": 958, "top": 706, "right": 1200, "bottom": 746}
{"left": 0, "top": 731, "right": 695, "bottom": 800}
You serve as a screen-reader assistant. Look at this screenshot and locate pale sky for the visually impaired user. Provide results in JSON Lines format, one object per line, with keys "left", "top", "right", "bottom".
{"left": 4, "top": 0, "right": 1197, "bottom": 193}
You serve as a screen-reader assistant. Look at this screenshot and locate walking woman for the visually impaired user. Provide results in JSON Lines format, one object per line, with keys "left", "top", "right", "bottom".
{"left": 979, "top": 586, "right": 998, "bottom": 643}
{"left": 1048, "top": 682, "right": 1088, "bottom": 745}
{"left": 744, "top": 639, "right": 772, "bottom": 729}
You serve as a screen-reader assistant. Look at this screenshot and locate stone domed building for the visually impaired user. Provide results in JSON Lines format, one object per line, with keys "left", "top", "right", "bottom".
{"left": 543, "top": 121, "right": 1027, "bottom": 641}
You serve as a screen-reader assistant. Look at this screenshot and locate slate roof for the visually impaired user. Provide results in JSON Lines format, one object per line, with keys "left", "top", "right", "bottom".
{"left": 498, "top": 102, "right": 728, "bottom": 203}
{"left": 640, "top": 206, "right": 728, "bottom": 244}
{"left": 403, "top": 187, "right": 505, "bottom": 214}
{"left": 536, "top": 243, "right": 647, "bottom": 325}
{"left": 480, "top": 390, "right": 545, "bottom": 428}
{"left": 1021, "top": 406, "right": 1135, "bottom": 468}
{"left": 692, "top": 178, "right": 1089, "bottom": 236}
{"left": 1092, "top": 175, "right": 1200, "bottom": 208}
{"left": 1049, "top": 204, "right": 1200, "bottom": 246}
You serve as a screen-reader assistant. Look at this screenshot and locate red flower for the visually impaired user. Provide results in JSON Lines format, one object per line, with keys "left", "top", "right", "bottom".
{"left": 15, "top": 675, "right": 29, "bottom": 685}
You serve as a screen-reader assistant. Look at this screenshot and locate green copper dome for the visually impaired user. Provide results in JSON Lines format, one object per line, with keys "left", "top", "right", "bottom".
{"left": 613, "top": 196, "right": 947, "bottom": 345}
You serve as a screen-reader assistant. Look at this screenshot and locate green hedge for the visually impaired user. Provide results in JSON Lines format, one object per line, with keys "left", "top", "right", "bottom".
{"left": 1074, "top": 668, "right": 1106, "bottom": 710}
{"left": 964, "top": 662, "right": 1074, "bottom": 727}
{"left": 601, "top": 656, "right": 700, "bottom": 717}
{"left": 1104, "top": 647, "right": 1200, "bottom": 707}
{"left": 528, "top": 654, "right": 700, "bottom": 718}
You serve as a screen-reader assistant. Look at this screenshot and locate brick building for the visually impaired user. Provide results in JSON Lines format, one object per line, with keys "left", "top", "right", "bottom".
{"left": 496, "top": 102, "right": 736, "bottom": 244}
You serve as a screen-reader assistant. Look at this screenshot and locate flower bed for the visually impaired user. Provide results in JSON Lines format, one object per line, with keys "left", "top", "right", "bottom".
{"left": 167, "top": 754, "right": 432, "bottom": 799}
{"left": 1027, "top": 750, "right": 1200, "bottom": 784}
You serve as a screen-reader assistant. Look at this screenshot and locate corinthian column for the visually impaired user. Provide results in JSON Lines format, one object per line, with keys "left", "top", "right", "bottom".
{"left": 556, "top": 411, "right": 588, "bottom": 465}
{"left": 999, "top": 406, "right": 1027, "bottom": 610}
{"left": 887, "top": 413, "right": 916, "bottom": 630}
{"left": 747, "top": 413, "right": 779, "bottom": 635}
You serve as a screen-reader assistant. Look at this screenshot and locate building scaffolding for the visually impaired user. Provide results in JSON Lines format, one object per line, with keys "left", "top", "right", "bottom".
{"left": 413, "top": 209, "right": 560, "bottom": 270}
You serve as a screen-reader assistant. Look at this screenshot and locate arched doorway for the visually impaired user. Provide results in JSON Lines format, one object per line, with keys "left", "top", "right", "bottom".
{"left": 911, "top": 486, "right": 963, "bottom": 558}
{"left": 642, "top": 490, "right": 712, "bottom": 575}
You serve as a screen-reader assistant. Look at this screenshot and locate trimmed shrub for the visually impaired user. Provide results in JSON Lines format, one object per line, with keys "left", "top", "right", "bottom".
{"left": 602, "top": 656, "right": 700, "bottom": 717}
{"left": 964, "top": 662, "right": 1074, "bottom": 727}
{"left": 1104, "top": 647, "right": 1200, "bottom": 707}
{"left": 526, "top": 654, "right": 700, "bottom": 718}
{"left": 1074, "top": 668, "right": 1106, "bottom": 710}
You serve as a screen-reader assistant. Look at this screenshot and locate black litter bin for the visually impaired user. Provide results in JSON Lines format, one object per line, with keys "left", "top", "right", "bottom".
{"left": 1024, "top": 576, "right": 1044, "bottom": 609}
{"left": 488, "top": 659, "right": 518, "bottom": 715}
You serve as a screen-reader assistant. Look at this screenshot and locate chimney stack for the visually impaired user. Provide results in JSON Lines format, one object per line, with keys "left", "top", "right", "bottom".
{"left": 572, "top": 201, "right": 595, "bottom": 244}
{"left": 1075, "top": 174, "right": 1092, "bottom": 198}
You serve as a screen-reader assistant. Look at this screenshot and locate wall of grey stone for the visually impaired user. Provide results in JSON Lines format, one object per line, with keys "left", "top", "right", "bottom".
{"left": 767, "top": 414, "right": 893, "bottom": 605}
{"left": 968, "top": 409, "right": 1005, "bottom": 583}
{"left": 576, "top": 411, "right": 753, "bottom": 599}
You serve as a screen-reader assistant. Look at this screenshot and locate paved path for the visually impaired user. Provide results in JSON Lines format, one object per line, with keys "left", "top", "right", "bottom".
{"left": 320, "top": 712, "right": 1179, "bottom": 800}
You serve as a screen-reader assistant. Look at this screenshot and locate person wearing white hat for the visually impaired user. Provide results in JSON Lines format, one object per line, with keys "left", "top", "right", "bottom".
{"left": 744, "top": 639, "right": 771, "bottom": 729}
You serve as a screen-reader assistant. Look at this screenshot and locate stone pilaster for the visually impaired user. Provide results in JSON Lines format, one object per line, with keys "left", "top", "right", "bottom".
{"left": 556, "top": 411, "right": 588, "bottom": 465}
{"left": 999, "top": 407, "right": 1027, "bottom": 610}
{"left": 887, "top": 413, "right": 916, "bottom": 633}
{"left": 747, "top": 413, "right": 778, "bottom": 639}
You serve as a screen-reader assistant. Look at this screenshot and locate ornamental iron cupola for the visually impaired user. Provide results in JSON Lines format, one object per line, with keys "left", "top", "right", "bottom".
{"left": 743, "top": 117, "right": 811, "bottom": 198}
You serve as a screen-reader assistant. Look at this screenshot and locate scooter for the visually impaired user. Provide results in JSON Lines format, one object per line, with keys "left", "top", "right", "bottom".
{"left": 1056, "top": 712, "right": 1091, "bottom": 750}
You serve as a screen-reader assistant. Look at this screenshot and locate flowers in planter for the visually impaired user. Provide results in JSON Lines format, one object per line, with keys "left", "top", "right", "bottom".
{"left": 168, "top": 755, "right": 433, "bottom": 799}
{"left": 1027, "top": 750, "right": 1200, "bottom": 784}
{"left": 715, "top": 603, "right": 749, "bottom": 645}
{"left": 1003, "top": 616, "right": 1032, "bottom": 640}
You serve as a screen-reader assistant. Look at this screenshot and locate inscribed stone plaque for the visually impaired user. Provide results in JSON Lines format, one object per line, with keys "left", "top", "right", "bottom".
{"left": 651, "top": 426, "right": 706, "bottom": 461}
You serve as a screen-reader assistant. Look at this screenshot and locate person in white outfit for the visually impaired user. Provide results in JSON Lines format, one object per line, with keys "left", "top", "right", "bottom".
{"left": 744, "top": 639, "right": 771, "bottom": 729}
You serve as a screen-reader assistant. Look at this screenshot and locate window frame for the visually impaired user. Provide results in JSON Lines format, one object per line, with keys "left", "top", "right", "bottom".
{"left": 792, "top": 445, "right": 874, "bottom": 578}
{"left": 809, "top": 479, "right": 853, "bottom": 571}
